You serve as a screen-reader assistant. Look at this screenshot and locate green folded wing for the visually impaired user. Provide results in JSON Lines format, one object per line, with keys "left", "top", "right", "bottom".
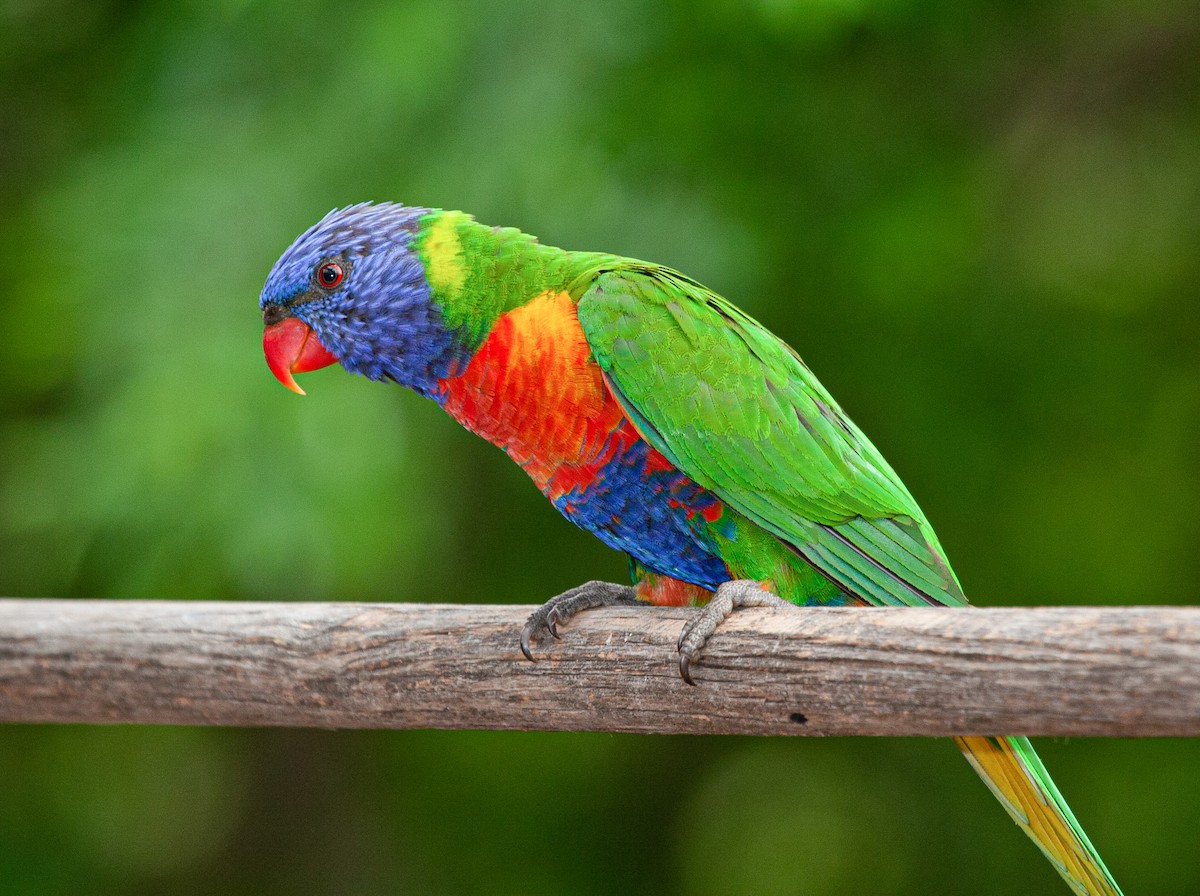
{"left": 576, "top": 264, "right": 966, "bottom": 608}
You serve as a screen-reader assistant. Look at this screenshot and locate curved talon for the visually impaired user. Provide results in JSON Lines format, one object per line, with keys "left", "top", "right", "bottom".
{"left": 679, "top": 652, "right": 696, "bottom": 686}
{"left": 519, "top": 625, "right": 538, "bottom": 662}
{"left": 546, "top": 610, "right": 562, "bottom": 639}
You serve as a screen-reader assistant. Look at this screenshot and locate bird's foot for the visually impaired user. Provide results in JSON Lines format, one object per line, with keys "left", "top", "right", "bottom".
{"left": 520, "top": 580, "right": 639, "bottom": 661}
{"left": 677, "top": 580, "right": 794, "bottom": 685}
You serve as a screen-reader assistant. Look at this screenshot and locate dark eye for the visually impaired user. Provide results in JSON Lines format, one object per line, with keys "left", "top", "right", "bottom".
{"left": 316, "top": 262, "right": 344, "bottom": 289}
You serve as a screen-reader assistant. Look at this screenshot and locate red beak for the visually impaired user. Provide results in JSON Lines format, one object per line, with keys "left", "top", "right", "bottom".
{"left": 263, "top": 317, "right": 339, "bottom": 395}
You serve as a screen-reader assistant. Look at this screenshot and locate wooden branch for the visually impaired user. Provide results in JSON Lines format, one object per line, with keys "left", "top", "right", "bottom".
{"left": 0, "top": 599, "right": 1196, "bottom": 736}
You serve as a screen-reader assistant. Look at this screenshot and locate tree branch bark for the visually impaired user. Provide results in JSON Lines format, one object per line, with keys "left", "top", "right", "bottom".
{"left": 0, "top": 599, "right": 1195, "bottom": 736}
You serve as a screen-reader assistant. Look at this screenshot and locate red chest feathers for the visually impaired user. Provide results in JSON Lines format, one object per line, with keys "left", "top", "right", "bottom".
{"left": 437, "top": 291, "right": 636, "bottom": 500}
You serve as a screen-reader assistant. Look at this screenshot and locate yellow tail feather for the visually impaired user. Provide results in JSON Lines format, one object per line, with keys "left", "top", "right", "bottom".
{"left": 955, "top": 736, "right": 1121, "bottom": 896}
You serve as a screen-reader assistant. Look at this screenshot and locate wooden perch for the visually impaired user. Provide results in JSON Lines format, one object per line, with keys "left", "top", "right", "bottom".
{"left": 0, "top": 599, "right": 1196, "bottom": 736}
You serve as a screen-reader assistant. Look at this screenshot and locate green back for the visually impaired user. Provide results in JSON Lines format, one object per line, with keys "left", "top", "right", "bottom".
{"left": 576, "top": 263, "right": 967, "bottom": 608}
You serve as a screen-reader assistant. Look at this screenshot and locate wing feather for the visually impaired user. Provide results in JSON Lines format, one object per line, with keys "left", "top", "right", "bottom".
{"left": 577, "top": 265, "right": 966, "bottom": 608}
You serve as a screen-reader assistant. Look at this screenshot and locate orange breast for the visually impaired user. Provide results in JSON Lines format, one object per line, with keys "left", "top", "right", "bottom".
{"left": 438, "top": 291, "right": 636, "bottom": 499}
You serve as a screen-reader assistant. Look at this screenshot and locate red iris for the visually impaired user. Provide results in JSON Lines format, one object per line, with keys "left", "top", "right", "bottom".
{"left": 316, "top": 262, "right": 344, "bottom": 289}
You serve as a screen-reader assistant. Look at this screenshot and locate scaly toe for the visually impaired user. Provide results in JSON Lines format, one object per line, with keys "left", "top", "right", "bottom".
{"left": 518, "top": 581, "right": 639, "bottom": 663}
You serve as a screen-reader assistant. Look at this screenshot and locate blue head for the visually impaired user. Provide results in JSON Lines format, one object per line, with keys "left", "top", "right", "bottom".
{"left": 260, "top": 202, "right": 458, "bottom": 397}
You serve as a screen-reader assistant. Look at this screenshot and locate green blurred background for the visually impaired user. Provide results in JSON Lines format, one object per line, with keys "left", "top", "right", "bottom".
{"left": 2, "top": 1, "right": 1198, "bottom": 893}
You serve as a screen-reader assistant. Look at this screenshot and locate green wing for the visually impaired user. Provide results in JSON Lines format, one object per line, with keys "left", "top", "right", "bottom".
{"left": 575, "top": 264, "right": 966, "bottom": 608}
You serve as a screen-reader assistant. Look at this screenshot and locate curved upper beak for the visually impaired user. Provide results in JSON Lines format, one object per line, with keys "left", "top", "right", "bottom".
{"left": 263, "top": 317, "right": 339, "bottom": 395}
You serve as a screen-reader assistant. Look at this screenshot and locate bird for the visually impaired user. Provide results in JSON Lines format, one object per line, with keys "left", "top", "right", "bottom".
{"left": 259, "top": 201, "right": 1122, "bottom": 895}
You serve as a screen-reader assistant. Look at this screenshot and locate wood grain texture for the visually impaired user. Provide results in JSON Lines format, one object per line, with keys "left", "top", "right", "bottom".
{"left": 0, "top": 599, "right": 1196, "bottom": 736}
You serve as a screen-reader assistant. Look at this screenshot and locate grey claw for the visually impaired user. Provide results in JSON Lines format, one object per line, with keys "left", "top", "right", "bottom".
{"left": 546, "top": 610, "right": 562, "bottom": 639}
{"left": 679, "top": 652, "right": 696, "bottom": 686}
{"left": 519, "top": 626, "right": 537, "bottom": 662}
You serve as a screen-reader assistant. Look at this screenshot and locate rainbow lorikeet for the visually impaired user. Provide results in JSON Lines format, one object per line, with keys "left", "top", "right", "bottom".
{"left": 260, "top": 203, "right": 1121, "bottom": 895}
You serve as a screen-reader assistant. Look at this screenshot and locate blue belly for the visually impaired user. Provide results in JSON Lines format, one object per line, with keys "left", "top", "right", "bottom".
{"left": 550, "top": 438, "right": 732, "bottom": 589}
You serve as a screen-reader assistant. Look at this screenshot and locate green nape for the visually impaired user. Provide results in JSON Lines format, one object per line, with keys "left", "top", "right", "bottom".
{"left": 414, "top": 209, "right": 616, "bottom": 350}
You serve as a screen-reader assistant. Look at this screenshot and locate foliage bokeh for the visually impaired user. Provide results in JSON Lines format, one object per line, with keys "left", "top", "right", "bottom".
{"left": 2, "top": 1, "right": 1198, "bottom": 893}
